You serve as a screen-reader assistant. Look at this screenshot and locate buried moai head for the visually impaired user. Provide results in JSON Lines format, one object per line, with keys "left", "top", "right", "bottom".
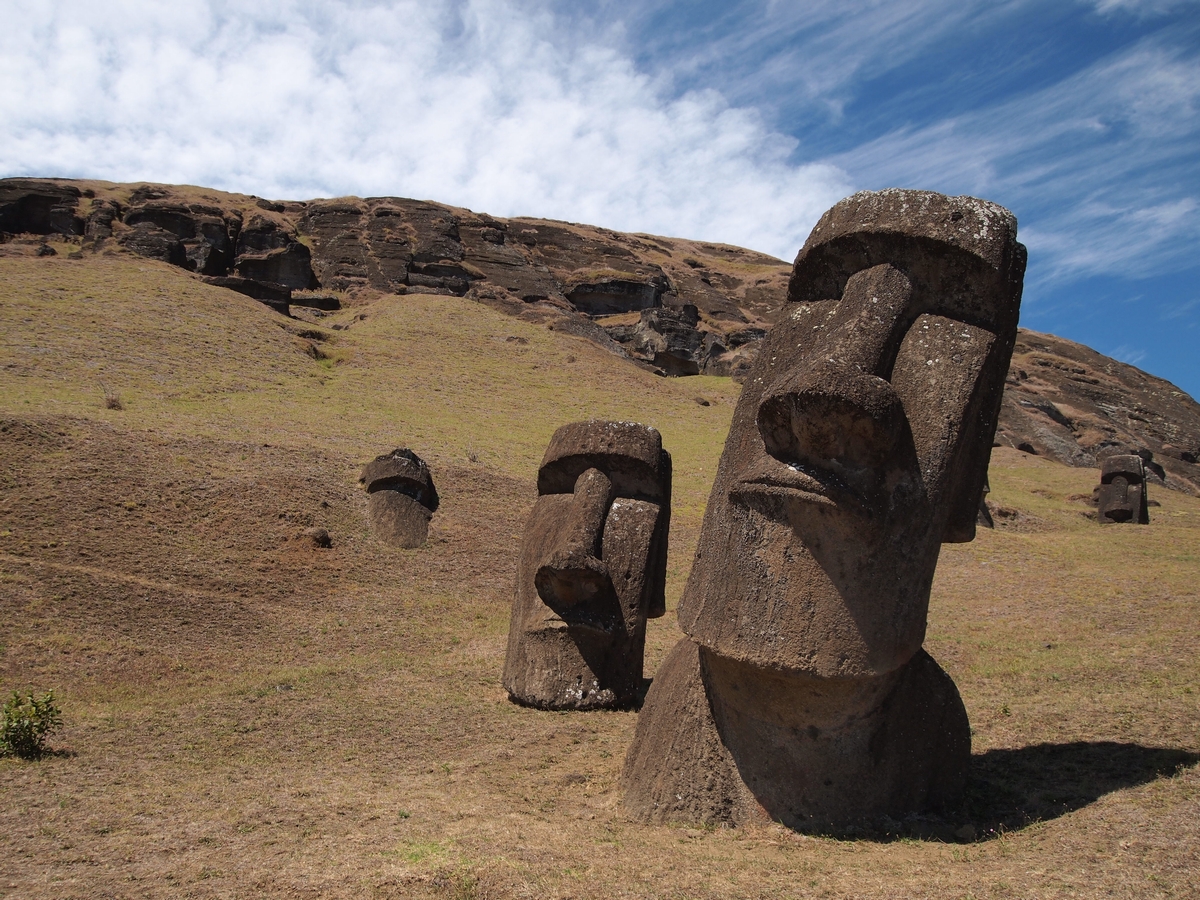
{"left": 623, "top": 190, "right": 1026, "bottom": 829}
{"left": 678, "top": 189, "right": 1026, "bottom": 677}
{"left": 504, "top": 420, "right": 671, "bottom": 710}
{"left": 359, "top": 449, "right": 439, "bottom": 548}
{"left": 1097, "top": 454, "right": 1149, "bottom": 524}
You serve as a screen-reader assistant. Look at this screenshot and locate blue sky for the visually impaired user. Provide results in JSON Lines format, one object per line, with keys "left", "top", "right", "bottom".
{"left": 2, "top": 0, "right": 1198, "bottom": 397}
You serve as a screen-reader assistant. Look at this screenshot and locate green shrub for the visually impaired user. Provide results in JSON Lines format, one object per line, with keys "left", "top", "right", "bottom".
{"left": 1, "top": 690, "right": 63, "bottom": 759}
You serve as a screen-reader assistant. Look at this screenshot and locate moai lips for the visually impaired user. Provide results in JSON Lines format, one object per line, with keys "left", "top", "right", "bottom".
{"left": 359, "top": 449, "right": 439, "bottom": 548}
{"left": 504, "top": 421, "right": 671, "bottom": 710}
{"left": 1097, "top": 454, "right": 1150, "bottom": 524}
{"left": 623, "top": 190, "right": 1026, "bottom": 831}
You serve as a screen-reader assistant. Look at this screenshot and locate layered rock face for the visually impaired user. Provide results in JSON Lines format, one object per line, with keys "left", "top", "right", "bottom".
{"left": 622, "top": 190, "right": 1026, "bottom": 831}
{"left": 997, "top": 330, "right": 1200, "bottom": 495}
{"left": 359, "top": 449, "right": 440, "bottom": 548}
{"left": 0, "top": 178, "right": 786, "bottom": 376}
{"left": 3, "top": 177, "right": 1197, "bottom": 491}
{"left": 504, "top": 421, "right": 671, "bottom": 710}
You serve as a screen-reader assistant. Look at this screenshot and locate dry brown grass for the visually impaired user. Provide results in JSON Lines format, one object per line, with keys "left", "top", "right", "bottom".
{"left": 0, "top": 255, "right": 1197, "bottom": 899}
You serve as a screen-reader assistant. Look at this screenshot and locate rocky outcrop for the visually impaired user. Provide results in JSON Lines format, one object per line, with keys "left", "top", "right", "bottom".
{"left": 0, "top": 179, "right": 84, "bottom": 236}
{"left": 0, "top": 178, "right": 790, "bottom": 379}
{"left": 997, "top": 330, "right": 1200, "bottom": 495}
{"left": 4, "top": 177, "right": 1198, "bottom": 494}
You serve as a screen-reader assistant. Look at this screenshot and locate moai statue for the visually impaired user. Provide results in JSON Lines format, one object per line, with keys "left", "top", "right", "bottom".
{"left": 1097, "top": 455, "right": 1150, "bottom": 524}
{"left": 359, "top": 449, "right": 439, "bottom": 548}
{"left": 504, "top": 421, "right": 671, "bottom": 710}
{"left": 622, "top": 190, "right": 1026, "bottom": 830}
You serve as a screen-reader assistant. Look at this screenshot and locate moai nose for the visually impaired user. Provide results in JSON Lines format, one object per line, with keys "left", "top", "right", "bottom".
{"left": 757, "top": 370, "right": 909, "bottom": 486}
{"left": 755, "top": 261, "right": 914, "bottom": 495}
{"left": 535, "top": 468, "right": 614, "bottom": 607}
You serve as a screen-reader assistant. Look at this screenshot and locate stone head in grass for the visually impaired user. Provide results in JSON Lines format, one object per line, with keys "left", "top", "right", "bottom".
{"left": 504, "top": 420, "right": 671, "bottom": 710}
{"left": 359, "top": 449, "right": 439, "bottom": 549}
{"left": 1097, "top": 454, "right": 1150, "bottom": 524}
{"left": 623, "top": 189, "right": 1026, "bottom": 830}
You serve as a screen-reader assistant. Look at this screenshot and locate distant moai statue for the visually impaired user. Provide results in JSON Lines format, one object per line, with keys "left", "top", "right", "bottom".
{"left": 622, "top": 190, "right": 1026, "bottom": 831}
{"left": 359, "top": 449, "right": 439, "bottom": 548}
{"left": 504, "top": 420, "right": 671, "bottom": 710}
{"left": 1097, "top": 454, "right": 1149, "bottom": 524}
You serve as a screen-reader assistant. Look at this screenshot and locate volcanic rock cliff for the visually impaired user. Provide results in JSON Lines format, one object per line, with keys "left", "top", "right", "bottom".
{"left": 3, "top": 176, "right": 1197, "bottom": 493}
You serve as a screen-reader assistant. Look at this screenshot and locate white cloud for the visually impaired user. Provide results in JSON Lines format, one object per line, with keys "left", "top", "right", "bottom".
{"left": 0, "top": 0, "right": 850, "bottom": 261}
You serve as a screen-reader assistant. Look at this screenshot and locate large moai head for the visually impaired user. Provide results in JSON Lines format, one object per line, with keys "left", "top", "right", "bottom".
{"left": 677, "top": 190, "right": 1026, "bottom": 678}
{"left": 1097, "top": 454, "right": 1150, "bottom": 524}
{"left": 360, "top": 449, "right": 440, "bottom": 548}
{"left": 624, "top": 190, "right": 1026, "bottom": 830}
{"left": 504, "top": 421, "right": 671, "bottom": 710}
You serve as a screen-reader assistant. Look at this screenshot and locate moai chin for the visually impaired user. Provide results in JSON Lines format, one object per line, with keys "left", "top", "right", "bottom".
{"left": 1097, "top": 455, "right": 1150, "bottom": 524}
{"left": 504, "top": 420, "right": 671, "bottom": 710}
{"left": 359, "top": 449, "right": 439, "bottom": 548}
{"left": 622, "top": 189, "right": 1026, "bottom": 830}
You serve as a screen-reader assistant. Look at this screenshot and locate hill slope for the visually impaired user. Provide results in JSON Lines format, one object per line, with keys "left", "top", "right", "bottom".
{"left": 0, "top": 242, "right": 1198, "bottom": 898}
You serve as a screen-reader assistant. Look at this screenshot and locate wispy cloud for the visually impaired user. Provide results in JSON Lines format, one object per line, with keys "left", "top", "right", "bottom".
{"left": 823, "top": 32, "right": 1200, "bottom": 284}
{"left": 1088, "top": 0, "right": 1200, "bottom": 17}
{"left": 1110, "top": 344, "right": 1149, "bottom": 365}
{"left": 600, "top": 0, "right": 1040, "bottom": 119}
{"left": 0, "top": 0, "right": 850, "bottom": 261}
{"left": 1161, "top": 296, "right": 1200, "bottom": 323}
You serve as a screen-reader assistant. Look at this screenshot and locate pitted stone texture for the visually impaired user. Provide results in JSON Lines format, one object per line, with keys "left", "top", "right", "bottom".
{"left": 624, "top": 189, "right": 1024, "bottom": 829}
{"left": 504, "top": 420, "right": 671, "bottom": 709}
{"left": 623, "top": 638, "right": 970, "bottom": 829}
{"left": 359, "top": 449, "right": 439, "bottom": 548}
{"left": 788, "top": 191, "right": 1025, "bottom": 351}
{"left": 1097, "top": 454, "right": 1149, "bottom": 524}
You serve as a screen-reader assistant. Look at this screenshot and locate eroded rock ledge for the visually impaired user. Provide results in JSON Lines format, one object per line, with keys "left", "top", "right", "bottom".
{"left": 3, "top": 177, "right": 1197, "bottom": 492}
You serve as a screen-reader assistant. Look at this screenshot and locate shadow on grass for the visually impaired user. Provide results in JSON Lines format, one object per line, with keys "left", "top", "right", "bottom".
{"left": 796, "top": 741, "right": 1197, "bottom": 843}
{"left": 966, "top": 741, "right": 1199, "bottom": 837}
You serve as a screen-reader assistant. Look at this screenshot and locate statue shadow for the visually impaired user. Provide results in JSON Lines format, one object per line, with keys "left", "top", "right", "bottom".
{"left": 962, "top": 741, "right": 1198, "bottom": 839}
{"left": 816, "top": 741, "right": 1197, "bottom": 843}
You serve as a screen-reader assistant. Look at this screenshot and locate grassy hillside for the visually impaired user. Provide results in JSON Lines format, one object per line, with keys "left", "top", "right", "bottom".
{"left": 1, "top": 255, "right": 1197, "bottom": 899}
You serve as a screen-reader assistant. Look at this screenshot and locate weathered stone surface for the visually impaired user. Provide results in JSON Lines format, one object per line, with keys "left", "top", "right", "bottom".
{"left": 504, "top": 421, "right": 671, "bottom": 710}
{"left": 623, "top": 190, "right": 1025, "bottom": 829}
{"left": 566, "top": 276, "right": 668, "bottom": 316}
{"left": 124, "top": 201, "right": 243, "bottom": 276}
{"left": 0, "top": 179, "right": 84, "bottom": 236}
{"left": 84, "top": 198, "right": 123, "bottom": 241}
{"left": 368, "top": 491, "right": 432, "bottom": 548}
{"left": 1097, "top": 454, "right": 1150, "bottom": 524}
{"left": 299, "top": 198, "right": 472, "bottom": 295}
{"left": 301, "top": 527, "right": 333, "bottom": 548}
{"left": 623, "top": 640, "right": 970, "bottom": 830}
{"left": 359, "top": 448, "right": 439, "bottom": 548}
{"left": 118, "top": 222, "right": 188, "bottom": 267}
{"left": 200, "top": 276, "right": 291, "bottom": 314}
